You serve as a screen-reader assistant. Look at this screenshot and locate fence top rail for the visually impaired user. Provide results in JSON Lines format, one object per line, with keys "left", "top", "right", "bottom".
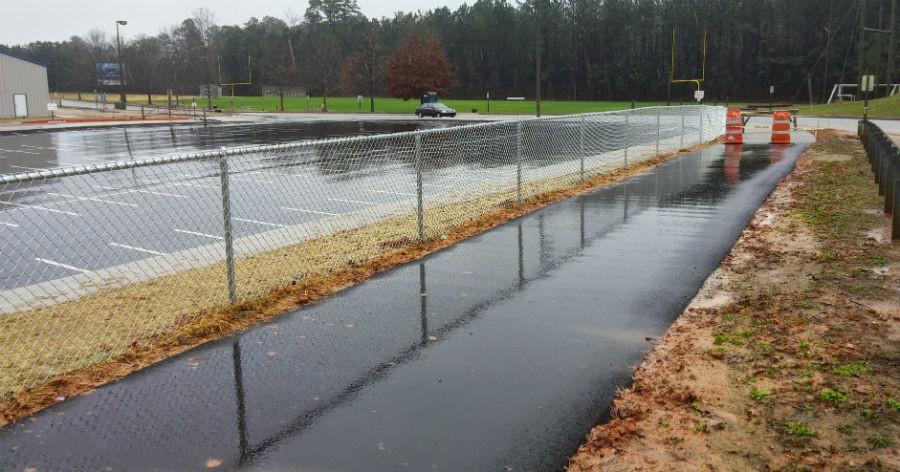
{"left": 0, "top": 105, "right": 722, "bottom": 185}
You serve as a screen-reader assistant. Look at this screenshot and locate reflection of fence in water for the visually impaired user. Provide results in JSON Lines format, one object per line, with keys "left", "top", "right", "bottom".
{"left": 0, "top": 147, "right": 731, "bottom": 471}
{"left": 0, "top": 106, "right": 726, "bottom": 398}
{"left": 230, "top": 151, "right": 722, "bottom": 466}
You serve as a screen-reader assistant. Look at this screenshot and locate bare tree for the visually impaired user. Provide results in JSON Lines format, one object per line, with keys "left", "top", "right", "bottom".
{"left": 304, "top": 26, "right": 342, "bottom": 111}
{"left": 259, "top": 18, "right": 296, "bottom": 111}
{"left": 337, "top": 20, "right": 384, "bottom": 112}
{"left": 192, "top": 8, "right": 220, "bottom": 109}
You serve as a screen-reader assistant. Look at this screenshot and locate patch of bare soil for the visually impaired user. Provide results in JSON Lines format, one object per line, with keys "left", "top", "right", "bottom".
{"left": 569, "top": 133, "right": 900, "bottom": 471}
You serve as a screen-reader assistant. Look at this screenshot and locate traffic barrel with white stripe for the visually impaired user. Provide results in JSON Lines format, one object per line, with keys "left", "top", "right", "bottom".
{"left": 725, "top": 108, "right": 743, "bottom": 144}
{"left": 771, "top": 110, "right": 791, "bottom": 144}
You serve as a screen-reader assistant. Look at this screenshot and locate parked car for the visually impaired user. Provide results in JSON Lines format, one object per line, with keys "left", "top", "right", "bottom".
{"left": 416, "top": 102, "right": 457, "bottom": 118}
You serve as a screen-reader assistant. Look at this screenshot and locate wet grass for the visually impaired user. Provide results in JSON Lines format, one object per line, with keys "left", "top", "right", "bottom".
{"left": 178, "top": 95, "right": 672, "bottom": 115}
{"left": 795, "top": 94, "right": 900, "bottom": 119}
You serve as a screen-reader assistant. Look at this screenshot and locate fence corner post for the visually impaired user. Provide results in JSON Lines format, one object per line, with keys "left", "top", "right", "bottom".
{"left": 579, "top": 115, "right": 586, "bottom": 181}
{"left": 699, "top": 106, "right": 704, "bottom": 144}
{"left": 656, "top": 107, "right": 661, "bottom": 156}
{"left": 516, "top": 121, "right": 523, "bottom": 202}
{"left": 415, "top": 134, "right": 425, "bottom": 241}
{"left": 219, "top": 153, "right": 237, "bottom": 304}
{"left": 624, "top": 113, "right": 630, "bottom": 166}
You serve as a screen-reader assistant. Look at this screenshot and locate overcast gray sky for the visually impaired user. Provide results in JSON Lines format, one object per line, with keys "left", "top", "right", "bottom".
{"left": 2, "top": 0, "right": 467, "bottom": 46}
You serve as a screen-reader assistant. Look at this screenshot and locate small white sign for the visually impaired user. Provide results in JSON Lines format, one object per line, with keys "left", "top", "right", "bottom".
{"left": 47, "top": 102, "right": 58, "bottom": 111}
{"left": 769, "top": 85, "right": 775, "bottom": 94}
{"left": 694, "top": 90, "right": 705, "bottom": 101}
{"left": 357, "top": 95, "right": 363, "bottom": 103}
{"left": 861, "top": 75, "right": 876, "bottom": 92}
{"left": 191, "top": 102, "right": 197, "bottom": 107}
{"left": 486, "top": 92, "right": 490, "bottom": 99}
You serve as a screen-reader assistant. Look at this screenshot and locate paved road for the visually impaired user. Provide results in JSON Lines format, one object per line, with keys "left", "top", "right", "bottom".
{"left": 0, "top": 120, "right": 467, "bottom": 175}
{"left": 0, "top": 137, "right": 809, "bottom": 471}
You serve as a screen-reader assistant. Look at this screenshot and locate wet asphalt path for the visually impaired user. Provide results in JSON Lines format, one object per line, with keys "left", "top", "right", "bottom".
{"left": 0, "top": 139, "right": 808, "bottom": 471}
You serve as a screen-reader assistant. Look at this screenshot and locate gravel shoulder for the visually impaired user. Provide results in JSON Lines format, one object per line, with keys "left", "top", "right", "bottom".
{"left": 569, "top": 133, "right": 900, "bottom": 471}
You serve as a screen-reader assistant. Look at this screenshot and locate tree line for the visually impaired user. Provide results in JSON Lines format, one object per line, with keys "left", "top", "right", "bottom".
{"left": 1, "top": 0, "right": 897, "bottom": 106}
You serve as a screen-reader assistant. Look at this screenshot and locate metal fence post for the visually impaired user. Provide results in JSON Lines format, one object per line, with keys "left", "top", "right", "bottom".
{"left": 516, "top": 121, "right": 523, "bottom": 202}
{"left": 579, "top": 115, "right": 586, "bottom": 181}
{"left": 699, "top": 107, "right": 704, "bottom": 144}
{"left": 624, "top": 114, "right": 630, "bottom": 166}
{"left": 885, "top": 158, "right": 896, "bottom": 214}
{"left": 415, "top": 134, "right": 425, "bottom": 241}
{"left": 680, "top": 106, "right": 686, "bottom": 149}
{"left": 219, "top": 154, "right": 237, "bottom": 304}
{"left": 893, "top": 178, "right": 900, "bottom": 240}
{"left": 656, "top": 107, "right": 661, "bottom": 156}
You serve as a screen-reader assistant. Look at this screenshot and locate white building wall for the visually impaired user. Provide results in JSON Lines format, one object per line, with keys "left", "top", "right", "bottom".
{"left": 0, "top": 52, "right": 50, "bottom": 119}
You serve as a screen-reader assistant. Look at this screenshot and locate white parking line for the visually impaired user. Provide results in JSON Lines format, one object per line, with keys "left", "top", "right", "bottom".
{"left": 0, "top": 221, "right": 19, "bottom": 228}
{"left": 168, "top": 182, "right": 219, "bottom": 190}
{"left": 34, "top": 258, "right": 90, "bottom": 273}
{"left": 174, "top": 228, "right": 224, "bottom": 240}
{"left": 281, "top": 206, "right": 340, "bottom": 216}
{"left": 47, "top": 192, "right": 138, "bottom": 208}
{"left": 328, "top": 197, "right": 377, "bottom": 206}
{"left": 21, "top": 145, "right": 78, "bottom": 152}
{"left": 94, "top": 185, "right": 187, "bottom": 199}
{"left": 367, "top": 189, "right": 415, "bottom": 196}
{"left": 0, "top": 200, "right": 80, "bottom": 216}
{"left": 234, "top": 217, "right": 284, "bottom": 228}
{"left": 231, "top": 176, "right": 275, "bottom": 185}
{"left": 252, "top": 170, "right": 306, "bottom": 179}
{"left": 0, "top": 148, "right": 39, "bottom": 155}
{"left": 109, "top": 242, "right": 165, "bottom": 256}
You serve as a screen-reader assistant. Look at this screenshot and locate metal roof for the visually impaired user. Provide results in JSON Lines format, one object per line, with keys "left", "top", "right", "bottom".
{"left": 0, "top": 49, "right": 48, "bottom": 68}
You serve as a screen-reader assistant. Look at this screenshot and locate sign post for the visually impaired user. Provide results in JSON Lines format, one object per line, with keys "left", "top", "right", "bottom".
{"left": 47, "top": 102, "right": 58, "bottom": 120}
{"left": 769, "top": 85, "right": 775, "bottom": 111}
{"left": 861, "top": 75, "right": 876, "bottom": 120}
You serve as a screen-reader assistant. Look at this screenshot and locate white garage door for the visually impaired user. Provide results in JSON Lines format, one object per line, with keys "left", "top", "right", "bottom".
{"left": 13, "top": 94, "right": 27, "bottom": 118}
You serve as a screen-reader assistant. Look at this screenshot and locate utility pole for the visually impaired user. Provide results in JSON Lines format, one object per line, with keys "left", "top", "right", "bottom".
{"left": 889, "top": 0, "right": 896, "bottom": 89}
{"left": 859, "top": 0, "right": 867, "bottom": 100}
{"left": 115, "top": 20, "right": 128, "bottom": 110}
{"left": 823, "top": 25, "right": 832, "bottom": 101}
{"left": 535, "top": 0, "right": 542, "bottom": 117}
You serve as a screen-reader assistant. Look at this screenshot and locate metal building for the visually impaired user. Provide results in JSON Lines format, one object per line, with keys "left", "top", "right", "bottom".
{"left": 0, "top": 51, "right": 50, "bottom": 119}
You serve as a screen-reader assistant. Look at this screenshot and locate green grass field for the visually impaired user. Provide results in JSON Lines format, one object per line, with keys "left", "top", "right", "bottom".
{"left": 63, "top": 90, "right": 900, "bottom": 118}
{"left": 179, "top": 96, "right": 681, "bottom": 115}
{"left": 794, "top": 94, "right": 900, "bottom": 119}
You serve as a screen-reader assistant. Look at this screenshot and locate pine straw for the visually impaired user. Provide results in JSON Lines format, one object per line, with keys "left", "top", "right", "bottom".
{"left": 0, "top": 142, "right": 714, "bottom": 426}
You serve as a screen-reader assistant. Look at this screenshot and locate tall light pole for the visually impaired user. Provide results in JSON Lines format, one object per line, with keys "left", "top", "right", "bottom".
{"left": 116, "top": 20, "right": 128, "bottom": 110}
{"left": 858, "top": 0, "right": 866, "bottom": 100}
{"left": 535, "top": 0, "right": 542, "bottom": 117}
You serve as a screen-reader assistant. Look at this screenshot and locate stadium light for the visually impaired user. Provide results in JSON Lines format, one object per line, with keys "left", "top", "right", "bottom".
{"left": 116, "top": 20, "right": 128, "bottom": 110}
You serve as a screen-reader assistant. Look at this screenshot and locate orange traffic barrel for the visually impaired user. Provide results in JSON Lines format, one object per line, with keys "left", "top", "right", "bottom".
{"left": 725, "top": 108, "right": 743, "bottom": 144}
{"left": 771, "top": 110, "right": 791, "bottom": 144}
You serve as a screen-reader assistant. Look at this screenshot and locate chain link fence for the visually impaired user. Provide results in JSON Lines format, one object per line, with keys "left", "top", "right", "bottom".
{"left": 0, "top": 105, "right": 725, "bottom": 396}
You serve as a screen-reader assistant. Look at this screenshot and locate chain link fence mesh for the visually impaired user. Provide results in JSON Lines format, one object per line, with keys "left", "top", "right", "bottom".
{"left": 0, "top": 105, "right": 725, "bottom": 397}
